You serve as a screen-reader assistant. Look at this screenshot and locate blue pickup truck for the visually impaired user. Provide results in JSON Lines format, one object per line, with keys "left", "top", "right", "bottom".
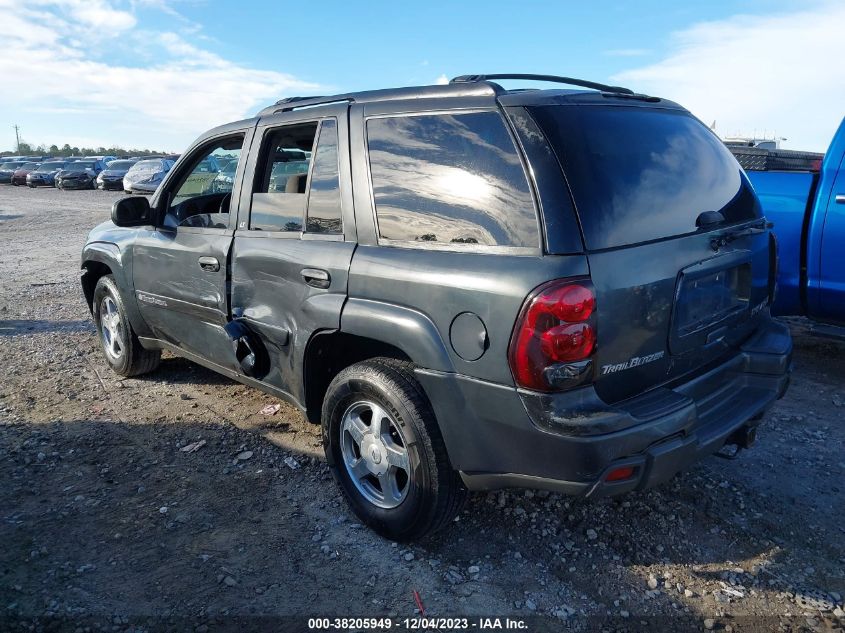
{"left": 731, "top": 118, "right": 845, "bottom": 327}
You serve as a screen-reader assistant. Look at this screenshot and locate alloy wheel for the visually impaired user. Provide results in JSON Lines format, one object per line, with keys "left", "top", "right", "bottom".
{"left": 99, "top": 296, "right": 124, "bottom": 360}
{"left": 340, "top": 400, "right": 411, "bottom": 509}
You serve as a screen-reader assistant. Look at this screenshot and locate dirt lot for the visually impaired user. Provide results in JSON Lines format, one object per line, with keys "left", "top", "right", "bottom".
{"left": 0, "top": 185, "right": 843, "bottom": 632}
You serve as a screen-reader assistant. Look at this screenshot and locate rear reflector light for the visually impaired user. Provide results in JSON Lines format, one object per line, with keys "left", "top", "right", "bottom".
{"left": 605, "top": 466, "right": 636, "bottom": 482}
{"left": 509, "top": 279, "right": 597, "bottom": 391}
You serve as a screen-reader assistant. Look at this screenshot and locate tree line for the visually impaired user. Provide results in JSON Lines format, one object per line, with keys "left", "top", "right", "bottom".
{"left": 1, "top": 142, "right": 173, "bottom": 158}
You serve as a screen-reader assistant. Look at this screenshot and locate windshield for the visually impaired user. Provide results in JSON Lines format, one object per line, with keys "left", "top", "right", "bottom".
{"left": 106, "top": 160, "right": 135, "bottom": 170}
{"left": 70, "top": 161, "right": 96, "bottom": 169}
{"left": 130, "top": 160, "right": 163, "bottom": 173}
{"left": 39, "top": 162, "right": 65, "bottom": 170}
{"left": 1, "top": 161, "right": 25, "bottom": 170}
{"left": 20, "top": 162, "right": 40, "bottom": 170}
{"left": 529, "top": 105, "right": 760, "bottom": 250}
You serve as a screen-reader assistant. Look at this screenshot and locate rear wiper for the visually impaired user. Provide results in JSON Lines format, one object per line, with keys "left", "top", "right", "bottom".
{"left": 710, "top": 219, "right": 773, "bottom": 251}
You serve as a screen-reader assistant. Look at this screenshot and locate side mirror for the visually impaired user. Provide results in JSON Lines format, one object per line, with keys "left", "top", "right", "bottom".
{"left": 112, "top": 196, "right": 151, "bottom": 227}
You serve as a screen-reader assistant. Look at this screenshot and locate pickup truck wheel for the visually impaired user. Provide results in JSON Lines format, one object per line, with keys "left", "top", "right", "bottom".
{"left": 322, "top": 358, "right": 466, "bottom": 541}
{"left": 93, "top": 275, "right": 161, "bottom": 377}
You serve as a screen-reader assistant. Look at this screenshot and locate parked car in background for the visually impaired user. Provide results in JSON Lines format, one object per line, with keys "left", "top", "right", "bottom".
{"left": 56, "top": 160, "right": 106, "bottom": 190}
{"left": 96, "top": 159, "right": 138, "bottom": 190}
{"left": 26, "top": 160, "right": 69, "bottom": 187}
{"left": 0, "top": 161, "right": 27, "bottom": 184}
{"left": 731, "top": 117, "right": 845, "bottom": 332}
{"left": 85, "top": 155, "right": 117, "bottom": 166}
{"left": 267, "top": 148, "right": 309, "bottom": 193}
{"left": 170, "top": 155, "right": 220, "bottom": 196}
{"left": 81, "top": 74, "right": 792, "bottom": 540}
{"left": 11, "top": 162, "right": 41, "bottom": 186}
{"left": 123, "top": 158, "right": 173, "bottom": 194}
{"left": 207, "top": 157, "right": 238, "bottom": 193}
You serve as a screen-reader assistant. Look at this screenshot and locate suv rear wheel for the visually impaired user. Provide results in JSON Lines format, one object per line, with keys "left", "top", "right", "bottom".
{"left": 322, "top": 358, "right": 466, "bottom": 541}
{"left": 93, "top": 275, "right": 161, "bottom": 377}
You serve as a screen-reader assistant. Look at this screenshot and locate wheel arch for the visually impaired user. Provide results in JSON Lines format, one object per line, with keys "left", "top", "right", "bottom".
{"left": 303, "top": 330, "right": 411, "bottom": 423}
{"left": 81, "top": 242, "right": 151, "bottom": 338}
{"left": 81, "top": 243, "right": 120, "bottom": 312}
{"left": 303, "top": 299, "right": 456, "bottom": 423}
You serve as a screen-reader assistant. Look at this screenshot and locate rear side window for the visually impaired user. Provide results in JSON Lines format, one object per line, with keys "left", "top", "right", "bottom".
{"left": 366, "top": 112, "right": 538, "bottom": 248}
{"left": 530, "top": 106, "right": 760, "bottom": 250}
{"left": 305, "top": 120, "right": 342, "bottom": 234}
{"left": 251, "top": 122, "right": 317, "bottom": 232}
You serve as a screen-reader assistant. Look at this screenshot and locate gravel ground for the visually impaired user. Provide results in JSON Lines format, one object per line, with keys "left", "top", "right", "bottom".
{"left": 0, "top": 185, "right": 843, "bottom": 632}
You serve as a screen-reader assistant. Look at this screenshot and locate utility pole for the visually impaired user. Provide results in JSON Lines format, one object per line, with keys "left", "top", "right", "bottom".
{"left": 13, "top": 124, "right": 20, "bottom": 152}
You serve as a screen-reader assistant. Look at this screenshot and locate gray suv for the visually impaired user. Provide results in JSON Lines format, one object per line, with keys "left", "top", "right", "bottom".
{"left": 80, "top": 74, "right": 792, "bottom": 540}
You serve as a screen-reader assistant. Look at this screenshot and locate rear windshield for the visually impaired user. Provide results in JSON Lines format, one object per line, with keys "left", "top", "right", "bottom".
{"left": 530, "top": 106, "right": 760, "bottom": 250}
{"left": 130, "top": 160, "right": 163, "bottom": 172}
{"left": 107, "top": 160, "right": 136, "bottom": 170}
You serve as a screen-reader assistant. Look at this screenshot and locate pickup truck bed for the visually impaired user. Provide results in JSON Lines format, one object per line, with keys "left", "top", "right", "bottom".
{"left": 732, "top": 118, "right": 845, "bottom": 326}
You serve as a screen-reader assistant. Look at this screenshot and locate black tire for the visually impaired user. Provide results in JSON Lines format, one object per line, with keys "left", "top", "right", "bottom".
{"left": 92, "top": 275, "right": 160, "bottom": 377}
{"left": 322, "top": 358, "right": 467, "bottom": 541}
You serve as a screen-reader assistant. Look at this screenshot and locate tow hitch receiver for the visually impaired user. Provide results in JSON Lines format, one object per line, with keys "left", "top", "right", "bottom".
{"left": 715, "top": 425, "right": 758, "bottom": 460}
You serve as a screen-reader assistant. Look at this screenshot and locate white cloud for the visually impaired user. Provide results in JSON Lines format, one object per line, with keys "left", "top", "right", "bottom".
{"left": 75, "top": 4, "right": 137, "bottom": 31}
{"left": 435, "top": 74, "right": 449, "bottom": 85}
{"left": 0, "top": 0, "right": 322, "bottom": 150}
{"left": 613, "top": 2, "right": 845, "bottom": 152}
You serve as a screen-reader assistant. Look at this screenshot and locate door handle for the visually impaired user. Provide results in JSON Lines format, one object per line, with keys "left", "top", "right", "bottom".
{"left": 198, "top": 256, "right": 220, "bottom": 272}
{"left": 301, "top": 268, "right": 330, "bottom": 289}
{"left": 835, "top": 194, "right": 845, "bottom": 204}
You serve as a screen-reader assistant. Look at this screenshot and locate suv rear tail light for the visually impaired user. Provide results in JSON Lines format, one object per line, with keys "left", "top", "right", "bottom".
{"left": 509, "top": 279, "right": 597, "bottom": 391}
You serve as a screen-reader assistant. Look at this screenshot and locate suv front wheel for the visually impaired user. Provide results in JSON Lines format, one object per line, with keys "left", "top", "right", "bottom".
{"left": 322, "top": 358, "right": 466, "bottom": 541}
{"left": 92, "top": 275, "right": 161, "bottom": 377}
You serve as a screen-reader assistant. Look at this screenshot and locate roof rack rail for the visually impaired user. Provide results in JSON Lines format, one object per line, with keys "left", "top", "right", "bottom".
{"left": 258, "top": 95, "right": 355, "bottom": 117}
{"left": 274, "top": 96, "right": 327, "bottom": 106}
{"left": 450, "top": 73, "right": 634, "bottom": 96}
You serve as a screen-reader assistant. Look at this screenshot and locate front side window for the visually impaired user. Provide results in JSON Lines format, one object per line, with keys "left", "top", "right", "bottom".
{"left": 366, "top": 111, "right": 538, "bottom": 247}
{"left": 172, "top": 140, "right": 242, "bottom": 207}
{"left": 164, "top": 135, "right": 244, "bottom": 229}
{"left": 250, "top": 122, "right": 318, "bottom": 232}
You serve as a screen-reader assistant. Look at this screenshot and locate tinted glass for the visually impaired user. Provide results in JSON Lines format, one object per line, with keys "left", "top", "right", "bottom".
{"left": 305, "top": 120, "right": 342, "bottom": 234}
{"left": 171, "top": 139, "right": 242, "bottom": 209}
{"left": 530, "top": 106, "right": 760, "bottom": 250}
{"left": 250, "top": 122, "right": 317, "bottom": 232}
{"left": 367, "top": 112, "right": 538, "bottom": 247}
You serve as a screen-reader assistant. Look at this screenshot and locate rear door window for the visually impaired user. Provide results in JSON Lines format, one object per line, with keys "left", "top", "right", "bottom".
{"left": 530, "top": 106, "right": 760, "bottom": 250}
{"left": 366, "top": 111, "right": 538, "bottom": 248}
{"left": 250, "top": 122, "right": 318, "bottom": 232}
{"left": 305, "top": 120, "right": 342, "bottom": 235}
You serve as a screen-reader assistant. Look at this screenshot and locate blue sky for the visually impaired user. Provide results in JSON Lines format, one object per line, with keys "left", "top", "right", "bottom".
{"left": 1, "top": 0, "right": 843, "bottom": 152}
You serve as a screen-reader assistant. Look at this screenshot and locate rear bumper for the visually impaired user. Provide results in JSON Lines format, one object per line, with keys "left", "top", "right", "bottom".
{"left": 417, "top": 317, "right": 792, "bottom": 498}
